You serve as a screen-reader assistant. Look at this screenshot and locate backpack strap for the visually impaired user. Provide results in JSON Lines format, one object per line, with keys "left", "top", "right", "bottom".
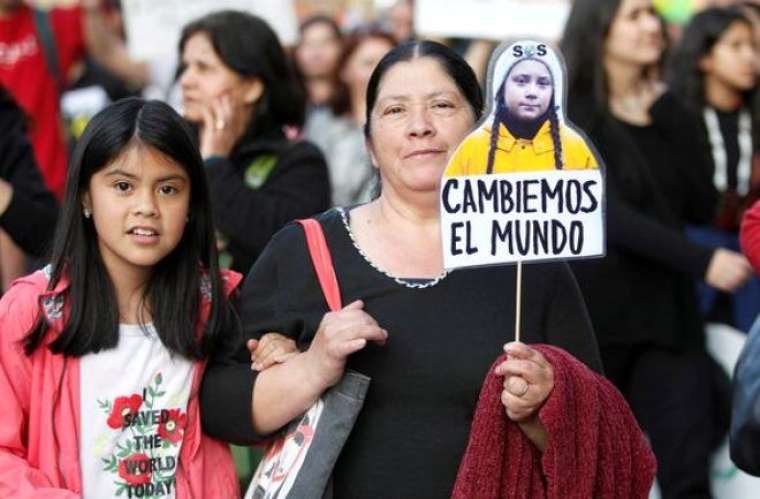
{"left": 33, "top": 9, "right": 64, "bottom": 93}
{"left": 296, "top": 219, "right": 342, "bottom": 312}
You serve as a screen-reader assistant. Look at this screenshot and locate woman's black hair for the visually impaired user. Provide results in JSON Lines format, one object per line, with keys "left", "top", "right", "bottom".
{"left": 560, "top": 0, "right": 667, "bottom": 125}
{"left": 179, "top": 10, "right": 305, "bottom": 143}
{"left": 364, "top": 40, "right": 484, "bottom": 138}
{"left": 486, "top": 57, "right": 563, "bottom": 172}
{"left": 668, "top": 7, "right": 754, "bottom": 112}
{"left": 24, "top": 98, "right": 235, "bottom": 359}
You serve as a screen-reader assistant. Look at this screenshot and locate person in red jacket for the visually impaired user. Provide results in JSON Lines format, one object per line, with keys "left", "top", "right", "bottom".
{"left": 0, "top": 0, "right": 148, "bottom": 200}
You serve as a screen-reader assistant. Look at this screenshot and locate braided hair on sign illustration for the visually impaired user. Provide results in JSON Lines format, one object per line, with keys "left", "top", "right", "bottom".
{"left": 445, "top": 41, "right": 598, "bottom": 175}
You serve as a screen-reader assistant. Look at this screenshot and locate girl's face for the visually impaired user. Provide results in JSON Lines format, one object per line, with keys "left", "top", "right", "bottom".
{"left": 701, "top": 21, "right": 758, "bottom": 93}
{"left": 296, "top": 22, "right": 342, "bottom": 79}
{"left": 605, "top": 0, "right": 664, "bottom": 68}
{"left": 367, "top": 56, "right": 475, "bottom": 195}
{"left": 83, "top": 145, "right": 191, "bottom": 282}
{"left": 503, "top": 59, "right": 553, "bottom": 122}
{"left": 341, "top": 37, "right": 395, "bottom": 101}
{"left": 180, "top": 32, "right": 262, "bottom": 123}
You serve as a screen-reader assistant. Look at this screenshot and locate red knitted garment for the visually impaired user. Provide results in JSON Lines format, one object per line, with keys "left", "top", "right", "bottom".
{"left": 452, "top": 345, "right": 657, "bottom": 499}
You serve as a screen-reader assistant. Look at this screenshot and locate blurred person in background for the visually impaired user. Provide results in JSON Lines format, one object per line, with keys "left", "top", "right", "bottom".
{"left": 740, "top": 1, "right": 760, "bottom": 44}
{"left": 179, "top": 10, "right": 330, "bottom": 274}
{"left": 0, "top": 86, "right": 58, "bottom": 291}
{"left": 0, "top": 0, "right": 148, "bottom": 290}
{"left": 0, "top": 0, "right": 148, "bottom": 200}
{"left": 668, "top": 6, "right": 760, "bottom": 333}
{"left": 562, "top": 0, "right": 752, "bottom": 497}
{"left": 388, "top": 0, "right": 414, "bottom": 43}
{"left": 294, "top": 15, "right": 344, "bottom": 110}
{"left": 303, "top": 27, "right": 395, "bottom": 206}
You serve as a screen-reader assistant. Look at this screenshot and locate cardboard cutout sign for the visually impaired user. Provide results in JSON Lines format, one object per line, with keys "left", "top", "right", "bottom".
{"left": 441, "top": 40, "right": 605, "bottom": 270}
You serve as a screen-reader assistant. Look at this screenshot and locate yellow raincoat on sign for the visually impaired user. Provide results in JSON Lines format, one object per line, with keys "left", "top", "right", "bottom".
{"left": 445, "top": 121, "right": 598, "bottom": 176}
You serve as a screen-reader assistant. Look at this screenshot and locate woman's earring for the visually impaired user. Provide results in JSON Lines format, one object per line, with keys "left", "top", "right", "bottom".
{"left": 83, "top": 207, "right": 91, "bottom": 219}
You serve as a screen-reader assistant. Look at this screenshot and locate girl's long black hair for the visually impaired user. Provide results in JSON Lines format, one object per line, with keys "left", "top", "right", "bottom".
{"left": 668, "top": 7, "right": 759, "bottom": 145}
{"left": 24, "top": 98, "right": 236, "bottom": 359}
{"left": 486, "top": 58, "right": 563, "bottom": 173}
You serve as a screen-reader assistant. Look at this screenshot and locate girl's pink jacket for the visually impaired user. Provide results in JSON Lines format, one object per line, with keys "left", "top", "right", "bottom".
{"left": 0, "top": 266, "right": 243, "bottom": 498}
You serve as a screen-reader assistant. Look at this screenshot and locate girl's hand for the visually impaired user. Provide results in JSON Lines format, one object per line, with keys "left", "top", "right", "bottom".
{"left": 303, "top": 300, "right": 387, "bottom": 390}
{"left": 247, "top": 333, "right": 298, "bottom": 371}
{"left": 199, "top": 94, "right": 247, "bottom": 158}
{"left": 495, "top": 342, "right": 554, "bottom": 422}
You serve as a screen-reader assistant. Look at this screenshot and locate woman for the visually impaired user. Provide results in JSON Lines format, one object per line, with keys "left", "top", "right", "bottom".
{"left": 201, "top": 41, "right": 653, "bottom": 498}
{"left": 293, "top": 15, "right": 344, "bottom": 109}
{"left": 561, "top": 0, "right": 752, "bottom": 497}
{"left": 668, "top": 7, "right": 760, "bottom": 332}
{"left": 446, "top": 41, "right": 598, "bottom": 176}
{"left": 303, "top": 27, "right": 396, "bottom": 206}
{"left": 179, "top": 11, "right": 331, "bottom": 273}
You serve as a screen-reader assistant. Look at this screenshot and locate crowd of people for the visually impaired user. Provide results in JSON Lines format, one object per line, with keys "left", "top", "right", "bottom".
{"left": 2, "top": 0, "right": 760, "bottom": 498}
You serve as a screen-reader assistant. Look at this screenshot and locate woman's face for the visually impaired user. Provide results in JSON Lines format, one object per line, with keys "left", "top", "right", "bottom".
{"left": 368, "top": 56, "right": 476, "bottom": 195}
{"left": 296, "top": 22, "right": 342, "bottom": 79}
{"left": 342, "top": 37, "right": 395, "bottom": 100}
{"left": 503, "top": 59, "right": 553, "bottom": 122}
{"left": 702, "top": 21, "right": 758, "bottom": 93}
{"left": 179, "top": 32, "right": 261, "bottom": 123}
{"left": 605, "top": 0, "right": 664, "bottom": 68}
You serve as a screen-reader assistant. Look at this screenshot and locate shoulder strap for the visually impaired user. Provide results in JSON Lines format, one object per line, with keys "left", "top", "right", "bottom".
{"left": 296, "top": 219, "right": 342, "bottom": 312}
{"left": 33, "top": 9, "right": 64, "bottom": 93}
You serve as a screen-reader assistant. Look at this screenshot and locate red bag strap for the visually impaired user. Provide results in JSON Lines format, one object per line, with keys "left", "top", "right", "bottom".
{"left": 296, "top": 219, "right": 342, "bottom": 312}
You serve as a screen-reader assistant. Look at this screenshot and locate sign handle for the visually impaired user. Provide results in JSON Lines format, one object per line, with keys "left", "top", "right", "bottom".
{"left": 514, "top": 261, "right": 522, "bottom": 343}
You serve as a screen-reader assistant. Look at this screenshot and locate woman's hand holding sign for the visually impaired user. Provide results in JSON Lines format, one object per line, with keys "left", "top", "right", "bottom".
{"left": 496, "top": 342, "right": 554, "bottom": 452}
{"left": 496, "top": 342, "right": 554, "bottom": 421}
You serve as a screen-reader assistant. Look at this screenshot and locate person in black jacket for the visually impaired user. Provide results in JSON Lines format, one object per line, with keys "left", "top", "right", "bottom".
{"left": 0, "top": 86, "right": 58, "bottom": 261}
{"left": 561, "top": 0, "right": 752, "bottom": 497}
{"left": 667, "top": 7, "right": 760, "bottom": 332}
{"left": 178, "top": 11, "right": 331, "bottom": 274}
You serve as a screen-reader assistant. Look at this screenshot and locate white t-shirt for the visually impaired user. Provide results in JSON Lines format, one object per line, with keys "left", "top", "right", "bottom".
{"left": 79, "top": 323, "right": 194, "bottom": 499}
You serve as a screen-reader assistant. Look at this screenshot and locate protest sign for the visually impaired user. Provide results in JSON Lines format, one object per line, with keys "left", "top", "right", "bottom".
{"left": 121, "top": 0, "right": 298, "bottom": 60}
{"left": 415, "top": 0, "right": 571, "bottom": 41}
{"left": 440, "top": 39, "right": 605, "bottom": 341}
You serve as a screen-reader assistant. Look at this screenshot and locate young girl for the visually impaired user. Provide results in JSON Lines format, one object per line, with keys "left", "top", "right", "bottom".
{"left": 0, "top": 98, "right": 242, "bottom": 498}
{"left": 445, "top": 41, "right": 598, "bottom": 176}
{"left": 668, "top": 6, "right": 760, "bottom": 332}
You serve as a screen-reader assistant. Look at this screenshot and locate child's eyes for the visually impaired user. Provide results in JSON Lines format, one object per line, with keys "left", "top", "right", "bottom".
{"left": 114, "top": 181, "right": 132, "bottom": 193}
{"left": 159, "top": 185, "right": 179, "bottom": 196}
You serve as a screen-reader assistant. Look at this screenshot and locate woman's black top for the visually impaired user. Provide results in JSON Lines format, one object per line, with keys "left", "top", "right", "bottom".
{"left": 205, "top": 129, "right": 331, "bottom": 274}
{"left": 569, "top": 92, "right": 717, "bottom": 350}
{"left": 201, "top": 208, "right": 602, "bottom": 499}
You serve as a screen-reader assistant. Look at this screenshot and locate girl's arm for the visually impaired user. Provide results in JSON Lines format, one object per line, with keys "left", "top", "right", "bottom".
{"left": 0, "top": 282, "right": 80, "bottom": 498}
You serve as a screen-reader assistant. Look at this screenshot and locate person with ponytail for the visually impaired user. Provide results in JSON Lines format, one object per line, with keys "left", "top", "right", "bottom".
{"left": 445, "top": 42, "right": 597, "bottom": 176}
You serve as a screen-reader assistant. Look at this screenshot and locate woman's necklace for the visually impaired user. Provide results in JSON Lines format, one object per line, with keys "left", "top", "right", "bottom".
{"left": 703, "top": 107, "right": 752, "bottom": 195}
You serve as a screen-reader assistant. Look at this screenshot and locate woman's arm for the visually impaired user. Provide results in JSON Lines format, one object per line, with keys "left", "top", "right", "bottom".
{"left": 200, "top": 226, "right": 386, "bottom": 443}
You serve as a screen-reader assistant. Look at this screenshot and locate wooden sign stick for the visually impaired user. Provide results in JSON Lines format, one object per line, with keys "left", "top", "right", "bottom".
{"left": 514, "top": 261, "right": 522, "bottom": 343}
